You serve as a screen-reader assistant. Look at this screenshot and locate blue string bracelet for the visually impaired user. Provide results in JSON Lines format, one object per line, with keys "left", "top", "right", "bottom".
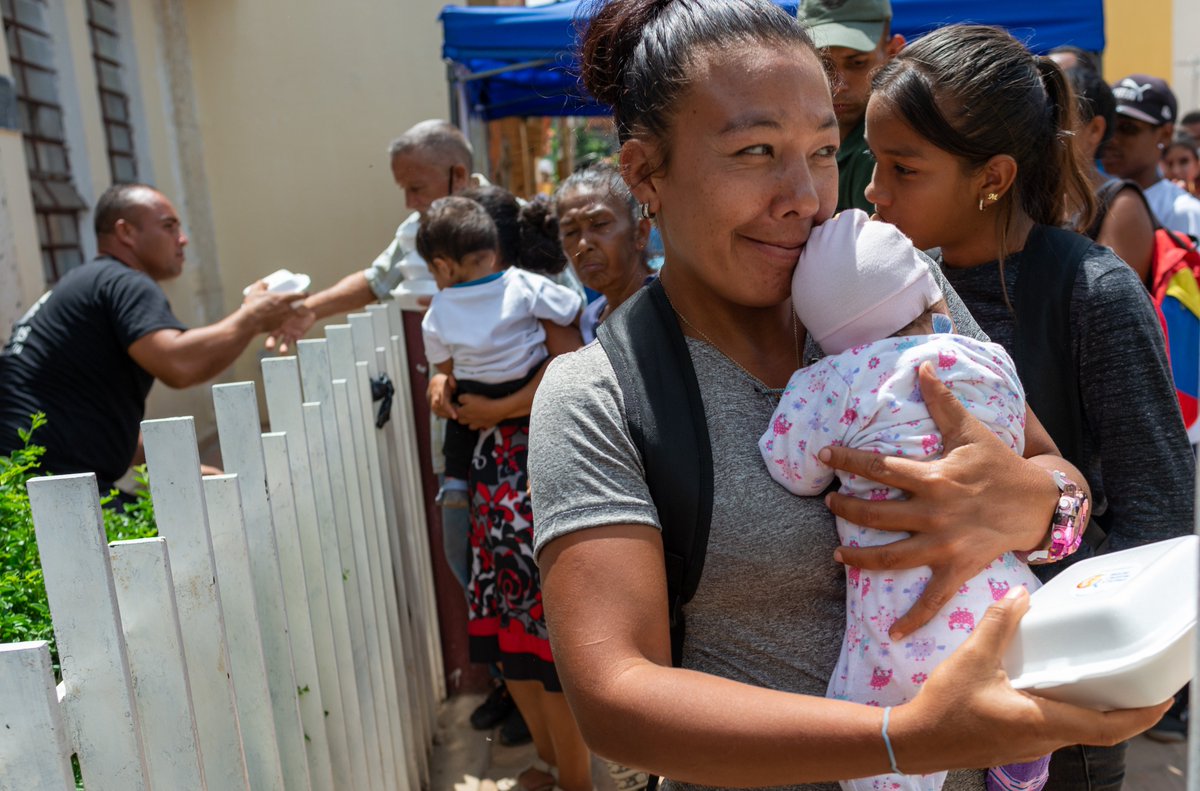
{"left": 882, "top": 706, "right": 902, "bottom": 775}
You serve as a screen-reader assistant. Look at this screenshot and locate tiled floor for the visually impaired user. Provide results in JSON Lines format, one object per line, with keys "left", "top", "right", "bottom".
{"left": 431, "top": 693, "right": 1190, "bottom": 791}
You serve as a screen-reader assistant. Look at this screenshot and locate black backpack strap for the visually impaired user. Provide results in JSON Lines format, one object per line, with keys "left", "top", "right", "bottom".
{"left": 1012, "top": 225, "right": 1091, "bottom": 470}
{"left": 596, "top": 278, "right": 714, "bottom": 667}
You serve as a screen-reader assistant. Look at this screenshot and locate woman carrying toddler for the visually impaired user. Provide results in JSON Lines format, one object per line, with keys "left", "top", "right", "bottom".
{"left": 418, "top": 196, "right": 590, "bottom": 791}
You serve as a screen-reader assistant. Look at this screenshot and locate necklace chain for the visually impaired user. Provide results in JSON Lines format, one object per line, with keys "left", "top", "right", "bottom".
{"left": 663, "top": 288, "right": 800, "bottom": 390}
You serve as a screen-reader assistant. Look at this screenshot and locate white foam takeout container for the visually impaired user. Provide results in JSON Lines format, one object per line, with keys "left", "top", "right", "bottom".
{"left": 1003, "top": 534, "right": 1196, "bottom": 711}
{"left": 242, "top": 268, "right": 311, "bottom": 296}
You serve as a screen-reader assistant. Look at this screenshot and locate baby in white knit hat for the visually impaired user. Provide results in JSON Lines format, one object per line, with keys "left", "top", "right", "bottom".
{"left": 759, "top": 209, "right": 1048, "bottom": 791}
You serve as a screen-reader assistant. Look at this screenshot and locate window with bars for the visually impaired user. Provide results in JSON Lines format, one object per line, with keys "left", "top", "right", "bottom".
{"left": 87, "top": 0, "right": 136, "bottom": 184}
{"left": 2, "top": 0, "right": 87, "bottom": 283}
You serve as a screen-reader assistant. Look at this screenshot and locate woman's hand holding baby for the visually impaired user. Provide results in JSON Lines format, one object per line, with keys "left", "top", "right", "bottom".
{"left": 821, "top": 362, "right": 1060, "bottom": 639}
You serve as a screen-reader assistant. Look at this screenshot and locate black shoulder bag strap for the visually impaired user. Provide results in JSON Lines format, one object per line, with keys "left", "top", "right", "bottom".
{"left": 596, "top": 278, "right": 714, "bottom": 668}
{"left": 1012, "top": 224, "right": 1091, "bottom": 470}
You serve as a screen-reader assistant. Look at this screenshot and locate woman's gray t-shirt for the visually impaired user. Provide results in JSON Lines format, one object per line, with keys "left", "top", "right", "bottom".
{"left": 529, "top": 270, "right": 987, "bottom": 791}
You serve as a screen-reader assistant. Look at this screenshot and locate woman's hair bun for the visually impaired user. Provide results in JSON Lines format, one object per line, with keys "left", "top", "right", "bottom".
{"left": 517, "top": 196, "right": 568, "bottom": 276}
{"left": 579, "top": 0, "right": 674, "bottom": 115}
{"left": 580, "top": 0, "right": 810, "bottom": 146}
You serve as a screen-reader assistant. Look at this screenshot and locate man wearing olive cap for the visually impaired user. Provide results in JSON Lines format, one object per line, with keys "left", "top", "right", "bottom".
{"left": 798, "top": 0, "right": 905, "bottom": 213}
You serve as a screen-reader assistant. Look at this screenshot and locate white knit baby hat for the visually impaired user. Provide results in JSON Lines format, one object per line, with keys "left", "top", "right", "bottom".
{"left": 793, "top": 209, "right": 943, "bottom": 355}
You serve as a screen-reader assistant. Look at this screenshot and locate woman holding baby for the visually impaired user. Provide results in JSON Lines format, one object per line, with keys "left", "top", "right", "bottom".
{"left": 526, "top": 1, "right": 1178, "bottom": 790}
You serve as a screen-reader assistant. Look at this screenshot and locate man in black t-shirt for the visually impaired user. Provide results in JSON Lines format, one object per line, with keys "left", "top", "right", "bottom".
{"left": 0, "top": 183, "right": 310, "bottom": 492}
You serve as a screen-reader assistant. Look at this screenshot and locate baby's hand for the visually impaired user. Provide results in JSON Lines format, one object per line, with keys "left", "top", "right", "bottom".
{"left": 427, "top": 372, "right": 458, "bottom": 419}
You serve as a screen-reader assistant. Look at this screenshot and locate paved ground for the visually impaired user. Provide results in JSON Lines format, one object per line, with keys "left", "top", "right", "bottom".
{"left": 430, "top": 693, "right": 622, "bottom": 791}
{"left": 1125, "top": 735, "right": 1188, "bottom": 791}
{"left": 431, "top": 693, "right": 1189, "bottom": 791}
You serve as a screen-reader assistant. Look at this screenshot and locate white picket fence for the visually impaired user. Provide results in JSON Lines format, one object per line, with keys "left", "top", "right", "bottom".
{"left": 0, "top": 304, "right": 445, "bottom": 790}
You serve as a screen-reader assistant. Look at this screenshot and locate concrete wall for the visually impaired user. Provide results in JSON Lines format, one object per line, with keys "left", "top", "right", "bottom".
{"left": 1173, "top": 1, "right": 1200, "bottom": 114}
{"left": 1102, "top": 0, "right": 1199, "bottom": 114}
{"left": 1103, "top": 0, "right": 1173, "bottom": 84}
{"left": 178, "top": 0, "right": 452, "bottom": 399}
{"left": 0, "top": 0, "right": 452, "bottom": 453}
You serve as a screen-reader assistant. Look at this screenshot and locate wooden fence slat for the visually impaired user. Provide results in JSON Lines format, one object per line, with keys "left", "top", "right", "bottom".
{"left": 359, "top": 323, "right": 435, "bottom": 784}
{"left": 141, "top": 417, "right": 251, "bottom": 790}
{"left": 262, "top": 432, "right": 336, "bottom": 791}
{"left": 372, "top": 307, "right": 442, "bottom": 753}
{"left": 351, "top": 348, "right": 424, "bottom": 791}
{"left": 297, "top": 339, "right": 387, "bottom": 791}
{"left": 331, "top": 376, "right": 402, "bottom": 791}
{"left": 329, "top": 324, "right": 409, "bottom": 786}
{"left": 201, "top": 474, "right": 288, "bottom": 790}
{"left": 383, "top": 304, "right": 447, "bottom": 701}
{"left": 26, "top": 474, "right": 150, "bottom": 791}
{"left": 348, "top": 355, "right": 417, "bottom": 791}
{"left": 0, "top": 642, "right": 74, "bottom": 790}
{"left": 349, "top": 311, "right": 430, "bottom": 785}
{"left": 384, "top": 356, "right": 446, "bottom": 720}
{"left": 373, "top": 304, "right": 445, "bottom": 754}
{"left": 212, "top": 383, "right": 313, "bottom": 791}
{"left": 262, "top": 357, "right": 368, "bottom": 791}
{"left": 372, "top": 321, "right": 440, "bottom": 757}
{"left": 108, "top": 538, "right": 207, "bottom": 789}
{"left": 302, "top": 402, "right": 380, "bottom": 791}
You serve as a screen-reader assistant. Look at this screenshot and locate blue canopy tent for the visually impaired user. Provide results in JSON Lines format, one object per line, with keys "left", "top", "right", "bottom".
{"left": 440, "top": 0, "right": 1104, "bottom": 122}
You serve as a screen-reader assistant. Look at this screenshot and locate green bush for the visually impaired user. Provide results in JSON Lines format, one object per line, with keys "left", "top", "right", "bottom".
{"left": 0, "top": 414, "right": 157, "bottom": 673}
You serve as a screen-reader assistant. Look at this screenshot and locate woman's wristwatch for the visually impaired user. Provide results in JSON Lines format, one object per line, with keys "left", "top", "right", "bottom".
{"left": 1015, "top": 469, "right": 1090, "bottom": 565}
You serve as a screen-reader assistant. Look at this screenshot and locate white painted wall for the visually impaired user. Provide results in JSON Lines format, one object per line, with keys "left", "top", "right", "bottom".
{"left": 179, "top": 0, "right": 454, "bottom": 397}
{"left": 1174, "top": 0, "right": 1200, "bottom": 115}
{"left": 0, "top": 0, "right": 455, "bottom": 474}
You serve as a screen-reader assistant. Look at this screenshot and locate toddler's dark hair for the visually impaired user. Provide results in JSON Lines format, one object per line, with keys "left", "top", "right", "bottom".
{"left": 415, "top": 196, "right": 498, "bottom": 263}
{"left": 459, "top": 186, "right": 568, "bottom": 275}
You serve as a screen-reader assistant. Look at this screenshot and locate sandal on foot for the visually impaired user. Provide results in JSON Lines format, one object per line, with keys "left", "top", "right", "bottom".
{"left": 517, "top": 757, "right": 557, "bottom": 791}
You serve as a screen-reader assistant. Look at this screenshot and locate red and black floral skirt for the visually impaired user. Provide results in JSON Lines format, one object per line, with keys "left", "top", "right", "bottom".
{"left": 465, "top": 421, "right": 560, "bottom": 692}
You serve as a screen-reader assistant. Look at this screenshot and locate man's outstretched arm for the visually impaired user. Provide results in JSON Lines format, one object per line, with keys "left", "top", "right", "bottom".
{"left": 130, "top": 284, "right": 309, "bottom": 388}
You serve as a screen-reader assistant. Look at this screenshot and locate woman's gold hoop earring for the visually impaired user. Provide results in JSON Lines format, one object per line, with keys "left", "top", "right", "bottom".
{"left": 639, "top": 203, "right": 654, "bottom": 220}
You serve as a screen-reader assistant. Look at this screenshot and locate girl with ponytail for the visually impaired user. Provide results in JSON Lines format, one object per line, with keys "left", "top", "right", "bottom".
{"left": 866, "top": 26, "right": 1193, "bottom": 789}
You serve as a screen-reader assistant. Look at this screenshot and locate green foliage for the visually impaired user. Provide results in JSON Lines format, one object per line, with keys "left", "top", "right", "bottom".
{"left": 0, "top": 415, "right": 157, "bottom": 674}
{"left": 1, "top": 414, "right": 51, "bottom": 649}
{"left": 573, "top": 119, "right": 618, "bottom": 170}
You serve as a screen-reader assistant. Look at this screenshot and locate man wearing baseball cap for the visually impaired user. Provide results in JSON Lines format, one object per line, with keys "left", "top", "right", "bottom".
{"left": 798, "top": 0, "right": 905, "bottom": 213}
{"left": 1103, "top": 74, "right": 1200, "bottom": 238}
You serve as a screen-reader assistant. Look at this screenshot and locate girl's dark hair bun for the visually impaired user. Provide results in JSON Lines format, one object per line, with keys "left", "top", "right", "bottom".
{"left": 518, "top": 196, "right": 568, "bottom": 276}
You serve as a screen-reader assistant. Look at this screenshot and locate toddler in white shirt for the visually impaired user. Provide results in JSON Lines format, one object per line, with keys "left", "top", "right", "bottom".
{"left": 418, "top": 196, "right": 582, "bottom": 488}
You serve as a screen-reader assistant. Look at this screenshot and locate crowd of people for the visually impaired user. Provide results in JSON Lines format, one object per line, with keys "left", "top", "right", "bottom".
{"left": 3, "top": 0, "right": 1200, "bottom": 789}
